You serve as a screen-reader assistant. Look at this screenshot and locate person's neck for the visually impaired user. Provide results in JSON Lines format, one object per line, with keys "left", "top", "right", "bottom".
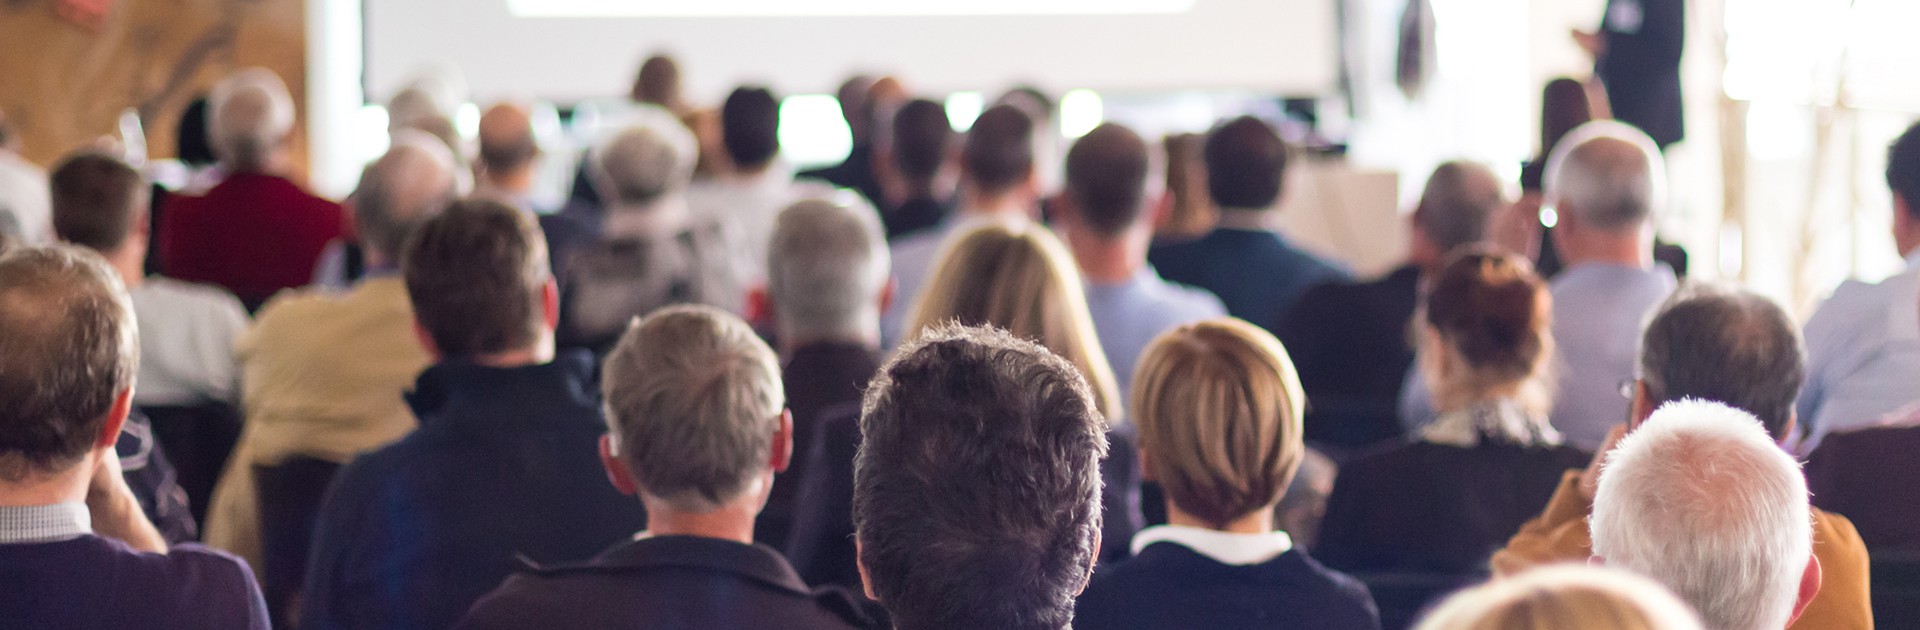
{"left": 1067, "top": 226, "right": 1148, "bottom": 284}
{"left": 1165, "top": 503, "right": 1276, "bottom": 535}
{"left": 778, "top": 327, "right": 879, "bottom": 357}
{"left": 727, "top": 162, "right": 775, "bottom": 183}
{"left": 901, "top": 178, "right": 940, "bottom": 202}
{"left": 960, "top": 187, "right": 1031, "bottom": 220}
{"left": 482, "top": 169, "right": 536, "bottom": 199}
{"left": 641, "top": 494, "right": 762, "bottom": 544}
{"left": 0, "top": 463, "right": 90, "bottom": 508}
{"left": 104, "top": 244, "right": 146, "bottom": 290}
{"left": 469, "top": 337, "right": 556, "bottom": 368}
{"left": 1561, "top": 231, "right": 1652, "bottom": 269}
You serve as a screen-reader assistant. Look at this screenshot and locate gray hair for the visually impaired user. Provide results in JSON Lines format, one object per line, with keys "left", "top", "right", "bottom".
{"left": 589, "top": 106, "right": 698, "bottom": 210}
{"left": 1590, "top": 400, "right": 1812, "bottom": 630}
{"left": 351, "top": 130, "right": 460, "bottom": 259}
{"left": 1413, "top": 160, "right": 1505, "bottom": 254}
{"left": 0, "top": 246, "right": 138, "bottom": 481}
{"left": 208, "top": 68, "right": 296, "bottom": 172}
{"left": 767, "top": 195, "right": 890, "bottom": 343}
{"left": 1638, "top": 284, "right": 1805, "bottom": 439}
{"left": 1544, "top": 121, "right": 1665, "bottom": 231}
{"left": 602, "top": 304, "right": 785, "bottom": 512}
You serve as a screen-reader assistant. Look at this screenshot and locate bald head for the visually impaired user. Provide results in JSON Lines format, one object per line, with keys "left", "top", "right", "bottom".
{"left": 1065, "top": 123, "right": 1156, "bottom": 238}
{"left": 1412, "top": 160, "right": 1504, "bottom": 260}
{"left": 353, "top": 131, "right": 459, "bottom": 260}
{"left": 477, "top": 102, "right": 538, "bottom": 180}
{"left": 209, "top": 68, "right": 295, "bottom": 172}
{"left": 1546, "top": 121, "right": 1665, "bottom": 233}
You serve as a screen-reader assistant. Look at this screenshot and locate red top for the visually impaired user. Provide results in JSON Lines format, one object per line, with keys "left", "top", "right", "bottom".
{"left": 159, "top": 173, "right": 347, "bottom": 309}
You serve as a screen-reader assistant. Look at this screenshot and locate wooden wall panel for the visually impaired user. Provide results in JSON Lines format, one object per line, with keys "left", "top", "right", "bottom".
{"left": 0, "top": 0, "right": 307, "bottom": 174}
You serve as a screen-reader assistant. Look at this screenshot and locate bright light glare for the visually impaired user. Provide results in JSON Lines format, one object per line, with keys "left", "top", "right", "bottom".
{"left": 780, "top": 94, "right": 854, "bottom": 168}
{"left": 945, "top": 92, "right": 985, "bottom": 132}
{"left": 455, "top": 102, "right": 480, "bottom": 141}
{"left": 510, "top": 0, "right": 1196, "bottom": 17}
{"left": 1059, "top": 89, "right": 1104, "bottom": 139}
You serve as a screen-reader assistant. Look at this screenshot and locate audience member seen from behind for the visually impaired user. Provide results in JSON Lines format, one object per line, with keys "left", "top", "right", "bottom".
{"left": 558, "top": 108, "right": 741, "bottom": 354}
{"left": 1076, "top": 319, "right": 1379, "bottom": 630}
{"left": 882, "top": 104, "right": 1041, "bottom": 346}
{"left": 300, "top": 199, "right": 648, "bottom": 630}
{"left": 1511, "top": 77, "right": 1602, "bottom": 270}
{"left": 1148, "top": 116, "right": 1347, "bottom": 329}
{"left": 458, "top": 305, "right": 875, "bottom": 630}
{"left": 1796, "top": 119, "right": 1920, "bottom": 453}
{"left": 0, "top": 246, "right": 268, "bottom": 629}
{"left": 799, "top": 75, "right": 883, "bottom": 207}
{"left": 854, "top": 324, "right": 1108, "bottom": 630}
{"left": 879, "top": 98, "right": 957, "bottom": 239}
{"left": 1588, "top": 401, "right": 1823, "bottom": 630}
{"left": 1278, "top": 161, "right": 1505, "bottom": 455}
{"left": 750, "top": 195, "right": 890, "bottom": 552}
{"left": 691, "top": 86, "right": 816, "bottom": 286}
{"left": 158, "top": 68, "right": 346, "bottom": 310}
{"left": 200, "top": 133, "right": 456, "bottom": 618}
{"left": 475, "top": 101, "right": 596, "bottom": 284}
{"left": 1415, "top": 564, "right": 1701, "bottom": 630}
{"left": 1401, "top": 122, "right": 1675, "bottom": 449}
{"left": 1493, "top": 285, "right": 1872, "bottom": 630}
{"left": 1806, "top": 283, "right": 1920, "bottom": 551}
{"left": 1318, "top": 250, "right": 1587, "bottom": 576}
{"left": 1056, "top": 123, "right": 1226, "bottom": 396}
{"left": 0, "top": 107, "right": 53, "bottom": 245}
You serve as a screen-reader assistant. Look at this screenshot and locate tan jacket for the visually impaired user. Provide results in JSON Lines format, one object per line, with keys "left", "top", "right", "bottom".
{"left": 1493, "top": 471, "right": 1874, "bottom": 630}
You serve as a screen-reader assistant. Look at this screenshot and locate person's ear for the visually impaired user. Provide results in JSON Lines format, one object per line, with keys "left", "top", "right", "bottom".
{"left": 94, "top": 388, "right": 133, "bottom": 450}
{"left": 541, "top": 279, "right": 560, "bottom": 332}
{"left": 599, "top": 434, "right": 639, "bottom": 496}
{"left": 746, "top": 285, "right": 772, "bottom": 329}
{"left": 1781, "top": 410, "right": 1800, "bottom": 450}
{"left": 770, "top": 409, "right": 794, "bottom": 474}
{"left": 1079, "top": 529, "right": 1103, "bottom": 595}
{"left": 1137, "top": 446, "right": 1155, "bottom": 483}
{"left": 856, "top": 539, "right": 879, "bottom": 601}
{"left": 1789, "top": 554, "right": 1823, "bottom": 627}
{"left": 1628, "top": 380, "right": 1653, "bottom": 430}
{"left": 412, "top": 320, "right": 444, "bottom": 361}
{"left": 877, "top": 276, "right": 896, "bottom": 316}
{"left": 1148, "top": 191, "right": 1173, "bottom": 229}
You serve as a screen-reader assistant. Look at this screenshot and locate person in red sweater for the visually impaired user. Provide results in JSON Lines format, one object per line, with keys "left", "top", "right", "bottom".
{"left": 159, "top": 68, "right": 345, "bottom": 310}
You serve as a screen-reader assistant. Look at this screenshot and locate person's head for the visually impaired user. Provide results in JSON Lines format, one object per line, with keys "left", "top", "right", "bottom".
{"left": 175, "top": 98, "right": 217, "bottom": 168}
{"left": 1590, "top": 400, "right": 1820, "bottom": 630}
{"left": 599, "top": 305, "right": 790, "bottom": 515}
{"left": 959, "top": 105, "right": 1038, "bottom": 206}
{"left": 833, "top": 75, "right": 878, "bottom": 145}
{"left": 1416, "top": 564, "right": 1703, "bottom": 630}
{"left": 854, "top": 323, "right": 1108, "bottom": 630}
{"left": 765, "top": 196, "right": 890, "bottom": 346}
{"left": 402, "top": 198, "right": 555, "bottom": 363}
{"left": 1540, "top": 78, "right": 1598, "bottom": 165}
{"left": 476, "top": 102, "right": 540, "bottom": 187}
{"left": 1061, "top": 123, "right": 1160, "bottom": 241}
{"left": 1409, "top": 161, "right": 1504, "bottom": 268}
{"left": 906, "top": 221, "right": 1122, "bottom": 419}
{"left": 1204, "top": 116, "right": 1288, "bottom": 211}
{"left": 721, "top": 86, "right": 781, "bottom": 172}
{"left": 1545, "top": 121, "right": 1664, "bottom": 259}
{"left": 50, "top": 151, "right": 148, "bottom": 261}
{"left": 632, "top": 54, "right": 684, "bottom": 111}
{"left": 1632, "top": 285, "right": 1804, "bottom": 441}
{"left": 207, "top": 68, "right": 296, "bottom": 173}
{"left": 1419, "top": 248, "right": 1555, "bottom": 416}
{"left": 1132, "top": 319, "right": 1305, "bottom": 530}
{"left": 891, "top": 98, "right": 955, "bottom": 188}
{"left": 0, "top": 246, "right": 138, "bottom": 485}
{"left": 350, "top": 130, "right": 461, "bottom": 263}
{"left": 588, "top": 107, "right": 700, "bottom": 222}
{"left": 1885, "top": 120, "right": 1920, "bottom": 255}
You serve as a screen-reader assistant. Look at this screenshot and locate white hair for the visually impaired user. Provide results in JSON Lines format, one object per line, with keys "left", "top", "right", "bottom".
{"left": 1543, "top": 120, "right": 1665, "bottom": 231}
{"left": 588, "top": 105, "right": 699, "bottom": 211}
{"left": 207, "top": 68, "right": 295, "bottom": 171}
{"left": 1416, "top": 564, "right": 1703, "bottom": 630}
{"left": 1589, "top": 399, "right": 1813, "bottom": 630}
{"left": 351, "top": 130, "right": 462, "bottom": 258}
{"left": 767, "top": 194, "right": 890, "bottom": 343}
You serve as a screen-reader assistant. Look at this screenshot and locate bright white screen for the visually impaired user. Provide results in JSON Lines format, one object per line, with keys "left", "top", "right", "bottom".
{"left": 365, "top": 0, "right": 1336, "bottom": 103}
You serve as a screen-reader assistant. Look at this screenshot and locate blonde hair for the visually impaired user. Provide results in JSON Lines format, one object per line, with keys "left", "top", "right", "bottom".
{"left": 905, "top": 221, "right": 1123, "bottom": 419}
{"left": 1131, "top": 318, "right": 1305, "bottom": 529}
{"left": 1416, "top": 565, "right": 1703, "bottom": 630}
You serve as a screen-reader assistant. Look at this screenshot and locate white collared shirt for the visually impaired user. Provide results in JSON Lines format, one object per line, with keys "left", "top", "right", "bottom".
{"left": 1130, "top": 524, "right": 1294, "bottom": 566}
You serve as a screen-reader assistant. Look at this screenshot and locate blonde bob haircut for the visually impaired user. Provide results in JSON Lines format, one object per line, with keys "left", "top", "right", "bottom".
{"left": 1416, "top": 564, "right": 1703, "bottom": 630}
{"left": 1130, "top": 318, "right": 1305, "bottom": 529}
{"left": 905, "top": 220, "right": 1123, "bottom": 420}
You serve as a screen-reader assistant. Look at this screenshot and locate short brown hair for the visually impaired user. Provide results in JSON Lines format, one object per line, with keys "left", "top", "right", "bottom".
{"left": 961, "top": 104, "right": 1036, "bottom": 195}
{"left": 0, "top": 246, "right": 138, "bottom": 481}
{"left": 1132, "top": 318, "right": 1306, "bottom": 529}
{"left": 402, "top": 198, "right": 550, "bottom": 358}
{"left": 50, "top": 151, "right": 145, "bottom": 252}
{"left": 1065, "top": 123, "right": 1153, "bottom": 237}
{"left": 1205, "top": 116, "right": 1287, "bottom": 210}
{"left": 854, "top": 323, "right": 1107, "bottom": 630}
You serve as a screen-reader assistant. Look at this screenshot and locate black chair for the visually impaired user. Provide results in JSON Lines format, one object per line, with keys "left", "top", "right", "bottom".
{"left": 1352, "top": 571, "right": 1486, "bottom": 630}
{"left": 255, "top": 456, "right": 343, "bottom": 629}
{"left": 1872, "top": 548, "right": 1920, "bottom": 629}
{"left": 138, "top": 402, "right": 242, "bottom": 528}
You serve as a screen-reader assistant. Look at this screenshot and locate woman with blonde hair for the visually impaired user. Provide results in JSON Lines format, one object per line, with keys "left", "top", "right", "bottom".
{"left": 1075, "top": 318, "right": 1379, "bottom": 629}
{"left": 1316, "top": 249, "right": 1588, "bottom": 580}
{"left": 1416, "top": 564, "right": 1703, "bottom": 630}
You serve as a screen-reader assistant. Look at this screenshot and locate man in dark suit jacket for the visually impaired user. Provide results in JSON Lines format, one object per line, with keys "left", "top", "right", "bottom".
{"left": 300, "top": 200, "right": 647, "bottom": 630}
{"left": 1148, "top": 116, "right": 1347, "bottom": 332}
{"left": 1578, "top": 0, "right": 1686, "bottom": 149}
{"left": 459, "top": 305, "right": 875, "bottom": 630}
{"left": 1277, "top": 161, "right": 1507, "bottom": 456}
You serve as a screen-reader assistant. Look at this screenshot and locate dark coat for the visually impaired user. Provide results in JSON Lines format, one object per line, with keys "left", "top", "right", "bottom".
{"left": 760, "top": 343, "right": 881, "bottom": 550}
{"left": 1075, "top": 542, "right": 1380, "bottom": 630}
{"left": 1597, "top": 0, "right": 1686, "bottom": 148}
{"left": 1275, "top": 266, "right": 1422, "bottom": 454}
{"left": 1149, "top": 227, "right": 1348, "bottom": 334}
